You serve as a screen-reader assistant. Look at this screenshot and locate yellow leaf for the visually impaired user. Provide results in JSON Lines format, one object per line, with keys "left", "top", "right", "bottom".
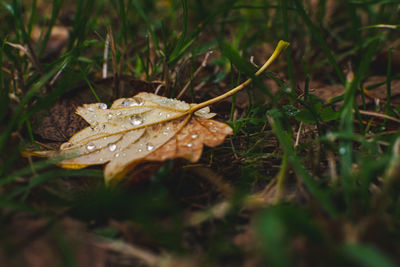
{"left": 26, "top": 40, "right": 289, "bottom": 184}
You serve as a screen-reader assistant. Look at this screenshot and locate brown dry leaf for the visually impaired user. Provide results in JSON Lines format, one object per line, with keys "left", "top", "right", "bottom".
{"left": 30, "top": 92, "right": 232, "bottom": 184}
{"left": 26, "top": 40, "right": 290, "bottom": 185}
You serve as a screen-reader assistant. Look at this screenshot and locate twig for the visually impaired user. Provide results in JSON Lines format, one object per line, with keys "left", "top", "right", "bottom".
{"left": 108, "top": 26, "right": 119, "bottom": 98}
{"left": 249, "top": 55, "right": 258, "bottom": 67}
{"left": 102, "top": 33, "right": 110, "bottom": 78}
{"left": 6, "top": 41, "right": 52, "bottom": 93}
{"left": 154, "top": 83, "right": 164, "bottom": 95}
{"left": 177, "top": 51, "right": 212, "bottom": 99}
{"left": 193, "top": 80, "right": 206, "bottom": 92}
{"left": 95, "top": 237, "right": 160, "bottom": 266}
{"left": 50, "top": 62, "right": 67, "bottom": 85}
{"left": 187, "top": 201, "right": 231, "bottom": 226}
{"left": 294, "top": 122, "right": 303, "bottom": 147}
{"left": 358, "top": 109, "right": 400, "bottom": 124}
{"left": 327, "top": 151, "right": 338, "bottom": 184}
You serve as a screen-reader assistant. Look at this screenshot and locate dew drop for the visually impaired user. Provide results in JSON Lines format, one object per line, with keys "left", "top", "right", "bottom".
{"left": 108, "top": 143, "right": 117, "bottom": 152}
{"left": 116, "top": 111, "right": 122, "bottom": 116}
{"left": 339, "top": 147, "right": 347, "bottom": 155}
{"left": 191, "top": 134, "right": 198, "bottom": 139}
{"left": 163, "top": 131, "right": 169, "bottom": 135}
{"left": 138, "top": 148, "right": 143, "bottom": 152}
{"left": 88, "top": 106, "right": 95, "bottom": 111}
{"left": 130, "top": 115, "right": 144, "bottom": 126}
{"left": 122, "top": 99, "right": 132, "bottom": 107}
{"left": 166, "top": 114, "right": 171, "bottom": 118}
{"left": 187, "top": 143, "right": 193, "bottom": 148}
{"left": 122, "top": 97, "right": 144, "bottom": 107}
{"left": 86, "top": 143, "right": 96, "bottom": 151}
{"left": 98, "top": 103, "right": 107, "bottom": 109}
{"left": 146, "top": 143, "right": 154, "bottom": 151}
{"left": 159, "top": 112, "right": 163, "bottom": 116}
{"left": 60, "top": 142, "right": 73, "bottom": 150}
{"left": 133, "top": 97, "right": 144, "bottom": 106}
{"left": 107, "top": 113, "right": 113, "bottom": 120}
{"left": 115, "top": 153, "right": 120, "bottom": 158}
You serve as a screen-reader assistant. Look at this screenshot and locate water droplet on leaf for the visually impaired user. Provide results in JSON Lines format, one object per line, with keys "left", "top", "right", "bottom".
{"left": 122, "top": 97, "right": 144, "bottom": 107}
{"left": 86, "top": 143, "right": 96, "bottom": 151}
{"left": 108, "top": 143, "right": 117, "bottom": 152}
{"left": 146, "top": 143, "right": 154, "bottom": 151}
{"left": 61, "top": 142, "right": 73, "bottom": 150}
{"left": 98, "top": 103, "right": 107, "bottom": 109}
{"left": 130, "top": 115, "right": 144, "bottom": 126}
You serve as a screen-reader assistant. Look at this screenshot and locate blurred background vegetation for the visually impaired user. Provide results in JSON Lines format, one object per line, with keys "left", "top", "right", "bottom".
{"left": 1, "top": 0, "right": 400, "bottom": 266}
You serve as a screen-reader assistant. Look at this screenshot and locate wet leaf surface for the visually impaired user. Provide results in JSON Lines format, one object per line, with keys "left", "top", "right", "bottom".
{"left": 30, "top": 92, "right": 232, "bottom": 184}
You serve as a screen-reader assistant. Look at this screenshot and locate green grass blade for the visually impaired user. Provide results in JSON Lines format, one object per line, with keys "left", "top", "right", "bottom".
{"left": 341, "top": 244, "right": 396, "bottom": 267}
{"left": 0, "top": 39, "right": 8, "bottom": 124}
{"left": 280, "top": 0, "right": 295, "bottom": 98}
{"left": 268, "top": 109, "right": 337, "bottom": 217}
{"left": 27, "top": 0, "right": 37, "bottom": 36}
{"left": 385, "top": 47, "right": 393, "bottom": 117}
{"left": 39, "top": 0, "right": 64, "bottom": 57}
{"left": 132, "top": 0, "right": 160, "bottom": 51}
{"left": 338, "top": 38, "right": 379, "bottom": 202}
{"left": 117, "top": 0, "right": 128, "bottom": 43}
{"left": 292, "top": 0, "right": 345, "bottom": 84}
{"left": 67, "top": 0, "right": 96, "bottom": 49}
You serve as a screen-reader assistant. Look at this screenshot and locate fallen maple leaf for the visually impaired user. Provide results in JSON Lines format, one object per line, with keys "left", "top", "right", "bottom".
{"left": 26, "top": 41, "right": 289, "bottom": 184}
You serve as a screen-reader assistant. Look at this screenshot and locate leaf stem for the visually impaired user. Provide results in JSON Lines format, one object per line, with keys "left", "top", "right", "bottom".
{"left": 188, "top": 40, "right": 290, "bottom": 113}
